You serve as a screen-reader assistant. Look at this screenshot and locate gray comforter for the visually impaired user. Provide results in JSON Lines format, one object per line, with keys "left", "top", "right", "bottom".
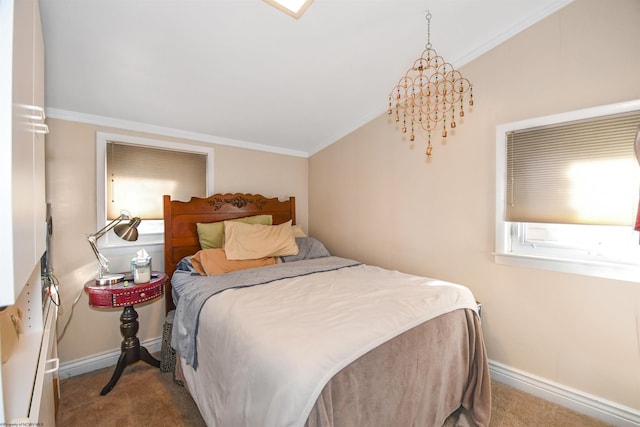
{"left": 171, "top": 256, "right": 361, "bottom": 369}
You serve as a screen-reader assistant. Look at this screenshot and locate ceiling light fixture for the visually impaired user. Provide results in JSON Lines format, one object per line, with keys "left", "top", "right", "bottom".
{"left": 263, "top": 0, "right": 313, "bottom": 19}
{"left": 388, "top": 12, "right": 474, "bottom": 157}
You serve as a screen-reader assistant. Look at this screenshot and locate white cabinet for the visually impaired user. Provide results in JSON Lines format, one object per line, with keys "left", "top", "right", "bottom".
{"left": 0, "top": 0, "right": 55, "bottom": 424}
{"left": 0, "top": 0, "right": 48, "bottom": 307}
{"left": 33, "top": 0, "right": 47, "bottom": 263}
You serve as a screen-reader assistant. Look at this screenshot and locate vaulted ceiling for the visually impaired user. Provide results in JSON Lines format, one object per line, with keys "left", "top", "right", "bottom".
{"left": 40, "top": 0, "right": 573, "bottom": 157}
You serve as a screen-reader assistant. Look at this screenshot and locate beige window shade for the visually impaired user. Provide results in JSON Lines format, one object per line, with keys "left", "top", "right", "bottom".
{"left": 505, "top": 110, "right": 640, "bottom": 226}
{"left": 107, "top": 142, "right": 207, "bottom": 220}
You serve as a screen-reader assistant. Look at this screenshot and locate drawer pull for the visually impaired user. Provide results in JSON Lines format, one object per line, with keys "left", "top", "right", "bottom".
{"left": 140, "top": 292, "right": 146, "bottom": 298}
{"left": 45, "top": 357, "right": 59, "bottom": 374}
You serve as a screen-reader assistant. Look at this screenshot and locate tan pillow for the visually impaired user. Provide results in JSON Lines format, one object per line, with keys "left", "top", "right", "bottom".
{"left": 196, "top": 214, "right": 272, "bottom": 249}
{"left": 224, "top": 220, "right": 299, "bottom": 260}
{"left": 190, "top": 248, "right": 276, "bottom": 276}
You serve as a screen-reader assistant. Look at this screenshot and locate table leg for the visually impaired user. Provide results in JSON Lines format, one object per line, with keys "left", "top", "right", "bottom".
{"left": 140, "top": 345, "right": 161, "bottom": 368}
{"left": 100, "top": 305, "right": 160, "bottom": 395}
{"left": 100, "top": 351, "right": 127, "bottom": 395}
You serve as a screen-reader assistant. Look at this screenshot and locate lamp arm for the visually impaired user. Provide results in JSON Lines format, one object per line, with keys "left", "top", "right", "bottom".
{"left": 87, "top": 234, "right": 110, "bottom": 276}
{"left": 90, "top": 213, "right": 128, "bottom": 241}
{"left": 86, "top": 213, "right": 129, "bottom": 277}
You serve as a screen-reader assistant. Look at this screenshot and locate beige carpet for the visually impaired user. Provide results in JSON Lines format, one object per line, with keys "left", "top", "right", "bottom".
{"left": 58, "top": 361, "right": 613, "bottom": 426}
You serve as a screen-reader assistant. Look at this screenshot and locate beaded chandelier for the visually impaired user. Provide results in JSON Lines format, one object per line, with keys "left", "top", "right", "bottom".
{"left": 388, "top": 12, "right": 474, "bottom": 157}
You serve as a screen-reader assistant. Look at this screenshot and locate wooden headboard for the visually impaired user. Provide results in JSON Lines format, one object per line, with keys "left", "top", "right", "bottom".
{"left": 163, "top": 193, "right": 296, "bottom": 313}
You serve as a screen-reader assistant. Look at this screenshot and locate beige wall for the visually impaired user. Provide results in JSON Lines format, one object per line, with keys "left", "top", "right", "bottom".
{"left": 310, "top": 0, "right": 640, "bottom": 410}
{"left": 46, "top": 118, "right": 308, "bottom": 363}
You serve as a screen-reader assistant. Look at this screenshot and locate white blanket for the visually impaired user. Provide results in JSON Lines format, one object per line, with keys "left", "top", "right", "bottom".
{"left": 179, "top": 264, "right": 478, "bottom": 427}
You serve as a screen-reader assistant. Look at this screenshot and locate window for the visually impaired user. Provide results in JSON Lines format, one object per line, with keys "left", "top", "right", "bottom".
{"left": 495, "top": 100, "right": 640, "bottom": 282}
{"left": 97, "top": 132, "right": 214, "bottom": 248}
{"left": 106, "top": 142, "right": 207, "bottom": 220}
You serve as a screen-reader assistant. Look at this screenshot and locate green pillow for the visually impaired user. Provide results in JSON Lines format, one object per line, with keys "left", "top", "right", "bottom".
{"left": 196, "top": 215, "right": 272, "bottom": 249}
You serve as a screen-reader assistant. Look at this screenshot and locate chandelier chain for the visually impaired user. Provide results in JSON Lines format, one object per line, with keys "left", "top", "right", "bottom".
{"left": 425, "top": 11, "right": 432, "bottom": 49}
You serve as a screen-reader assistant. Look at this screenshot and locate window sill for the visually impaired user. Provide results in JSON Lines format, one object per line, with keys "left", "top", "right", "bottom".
{"left": 494, "top": 252, "right": 640, "bottom": 283}
{"left": 100, "top": 241, "right": 164, "bottom": 256}
{"left": 100, "top": 230, "right": 163, "bottom": 249}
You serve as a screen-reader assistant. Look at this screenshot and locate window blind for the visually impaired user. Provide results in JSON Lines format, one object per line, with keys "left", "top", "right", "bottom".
{"left": 505, "top": 110, "right": 640, "bottom": 226}
{"left": 106, "top": 142, "right": 207, "bottom": 220}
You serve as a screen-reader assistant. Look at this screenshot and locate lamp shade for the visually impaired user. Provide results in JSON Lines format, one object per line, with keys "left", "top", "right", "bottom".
{"left": 113, "top": 217, "right": 141, "bottom": 241}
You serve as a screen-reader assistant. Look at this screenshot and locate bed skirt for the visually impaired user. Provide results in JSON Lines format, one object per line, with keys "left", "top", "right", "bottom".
{"left": 178, "top": 308, "right": 490, "bottom": 427}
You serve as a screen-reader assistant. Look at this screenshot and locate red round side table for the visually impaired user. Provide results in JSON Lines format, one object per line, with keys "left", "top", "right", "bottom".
{"left": 84, "top": 272, "right": 167, "bottom": 395}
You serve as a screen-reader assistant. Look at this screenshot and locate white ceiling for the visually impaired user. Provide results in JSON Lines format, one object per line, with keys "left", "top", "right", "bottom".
{"left": 40, "top": 0, "right": 573, "bottom": 157}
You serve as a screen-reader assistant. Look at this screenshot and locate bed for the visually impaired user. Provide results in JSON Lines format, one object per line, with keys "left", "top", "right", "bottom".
{"left": 163, "top": 193, "right": 491, "bottom": 427}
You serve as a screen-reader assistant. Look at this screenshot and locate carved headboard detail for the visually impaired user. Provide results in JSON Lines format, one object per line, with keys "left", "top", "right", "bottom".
{"left": 208, "top": 195, "right": 269, "bottom": 211}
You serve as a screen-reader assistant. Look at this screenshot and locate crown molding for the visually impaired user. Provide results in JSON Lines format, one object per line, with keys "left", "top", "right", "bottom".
{"left": 45, "top": 108, "right": 309, "bottom": 159}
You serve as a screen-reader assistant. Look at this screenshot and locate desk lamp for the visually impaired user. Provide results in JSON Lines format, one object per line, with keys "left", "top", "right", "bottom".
{"left": 87, "top": 211, "right": 141, "bottom": 285}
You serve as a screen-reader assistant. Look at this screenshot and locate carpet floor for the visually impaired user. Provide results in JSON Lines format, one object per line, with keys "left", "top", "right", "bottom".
{"left": 57, "top": 361, "right": 613, "bottom": 426}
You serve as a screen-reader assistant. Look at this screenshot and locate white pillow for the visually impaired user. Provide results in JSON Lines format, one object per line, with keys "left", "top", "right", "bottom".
{"left": 224, "top": 220, "right": 299, "bottom": 260}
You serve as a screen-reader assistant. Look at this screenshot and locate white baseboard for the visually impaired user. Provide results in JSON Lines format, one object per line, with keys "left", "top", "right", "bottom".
{"left": 489, "top": 360, "right": 640, "bottom": 427}
{"left": 59, "top": 337, "right": 162, "bottom": 380}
